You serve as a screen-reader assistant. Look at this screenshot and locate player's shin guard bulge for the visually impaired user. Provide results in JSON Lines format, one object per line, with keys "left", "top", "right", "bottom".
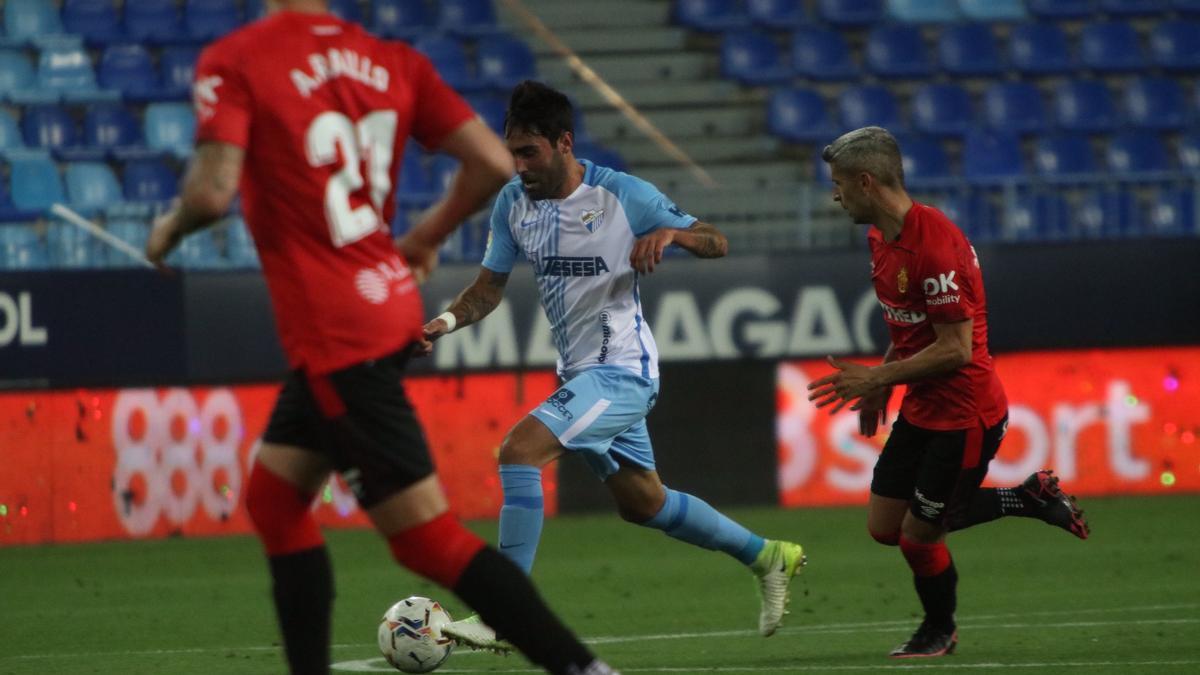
{"left": 245, "top": 462, "right": 324, "bottom": 556}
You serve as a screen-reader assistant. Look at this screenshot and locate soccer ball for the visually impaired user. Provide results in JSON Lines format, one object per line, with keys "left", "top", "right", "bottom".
{"left": 377, "top": 596, "right": 455, "bottom": 673}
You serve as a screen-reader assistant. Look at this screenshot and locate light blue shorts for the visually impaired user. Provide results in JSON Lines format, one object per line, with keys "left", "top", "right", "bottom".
{"left": 530, "top": 366, "right": 660, "bottom": 480}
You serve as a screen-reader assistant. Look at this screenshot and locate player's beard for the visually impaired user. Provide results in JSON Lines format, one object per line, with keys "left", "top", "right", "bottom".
{"left": 524, "top": 153, "right": 567, "bottom": 201}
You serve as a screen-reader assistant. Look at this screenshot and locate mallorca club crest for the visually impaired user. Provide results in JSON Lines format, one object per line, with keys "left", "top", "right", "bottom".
{"left": 581, "top": 208, "right": 605, "bottom": 233}
{"left": 897, "top": 266, "right": 909, "bottom": 294}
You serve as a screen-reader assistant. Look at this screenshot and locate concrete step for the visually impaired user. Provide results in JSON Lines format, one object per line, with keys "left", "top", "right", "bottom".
{"left": 584, "top": 105, "right": 764, "bottom": 140}
{"left": 607, "top": 134, "right": 781, "bottom": 166}
{"left": 668, "top": 188, "right": 805, "bottom": 222}
{"left": 557, "top": 80, "right": 761, "bottom": 110}
{"left": 527, "top": 26, "right": 688, "bottom": 55}
{"left": 537, "top": 51, "right": 717, "bottom": 84}
{"left": 636, "top": 161, "right": 806, "bottom": 193}
{"left": 500, "top": 0, "right": 671, "bottom": 29}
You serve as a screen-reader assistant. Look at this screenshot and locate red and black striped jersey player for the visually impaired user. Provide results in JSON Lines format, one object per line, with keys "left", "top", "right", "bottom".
{"left": 809, "top": 126, "right": 1090, "bottom": 659}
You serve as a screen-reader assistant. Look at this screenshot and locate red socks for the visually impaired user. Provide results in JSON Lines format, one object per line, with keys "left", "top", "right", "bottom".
{"left": 245, "top": 462, "right": 324, "bottom": 556}
{"left": 388, "top": 512, "right": 486, "bottom": 588}
{"left": 899, "top": 536, "right": 952, "bottom": 577}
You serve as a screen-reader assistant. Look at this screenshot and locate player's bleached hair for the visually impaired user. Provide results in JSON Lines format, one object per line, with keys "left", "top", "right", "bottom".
{"left": 821, "top": 126, "right": 905, "bottom": 188}
{"left": 505, "top": 80, "right": 574, "bottom": 143}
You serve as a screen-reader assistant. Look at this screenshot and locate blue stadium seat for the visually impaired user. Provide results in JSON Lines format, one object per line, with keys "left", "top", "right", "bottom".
{"left": 958, "top": 0, "right": 1027, "bottom": 20}
{"left": 839, "top": 85, "right": 902, "bottom": 132}
{"left": 21, "top": 105, "right": 78, "bottom": 152}
{"left": 767, "top": 87, "right": 833, "bottom": 142}
{"left": 98, "top": 45, "right": 160, "bottom": 101}
{"left": 244, "top": 0, "right": 267, "bottom": 21}
{"left": 65, "top": 161, "right": 122, "bottom": 214}
{"left": 933, "top": 191, "right": 996, "bottom": 240}
{"left": 427, "top": 154, "right": 459, "bottom": 194}
{"left": 912, "top": 83, "right": 973, "bottom": 137}
{"left": 397, "top": 149, "right": 433, "bottom": 206}
{"left": 124, "top": 0, "right": 183, "bottom": 44}
{"left": 1147, "top": 188, "right": 1196, "bottom": 236}
{"left": 83, "top": 104, "right": 145, "bottom": 158}
{"left": 1150, "top": 21, "right": 1200, "bottom": 71}
{"left": 574, "top": 142, "right": 629, "bottom": 173}
{"left": 1174, "top": 0, "right": 1200, "bottom": 13}
{"left": 372, "top": 0, "right": 431, "bottom": 40}
{"left": 1005, "top": 192, "right": 1069, "bottom": 240}
{"left": 1055, "top": 80, "right": 1120, "bottom": 132}
{"left": 673, "top": 0, "right": 750, "bottom": 32}
{"left": 0, "top": 223, "right": 50, "bottom": 269}
{"left": 122, "top": 158, "right": 178, "bottom": 202}
{"left": 476, "top": 35, "right": 536, "bottom": 90}
{"left": 328, "top": 0, "right": 365, "bottom": 24}
{"left": 464, "top": 93, "right": 507, "bottom": 135}
{"left": 866, "top": 25, "right": 933, "bottom": 77}
{"left": 0, "top": 49, "right": 41, "bottom": 102}
{"left": 174, "top": 228, "right": 223, "bottom": 268}
{"left": 963, "top": 130, "right": 1024, "bottom": 183}
{"left": 938, "top": 23, "right": 1004, "bottom": 76}
{"left": 983, "top": 82, "right": 1047, "bottom": 134}
{"left": 0, "top": 109, "right": 25, "bottom": 154}
{"left": 898, "top": 135, "right": 951, "bottom": 184}
{"left": 1179, "top": 133, "right": 1200, "bottom": 172}
{"left": 106, "top": 220, "right": 150, "bottom": 266}
{"left": 159, "top": 47, "right": 200, "bottom": 100}
{"left": 185, "top": 0, "right": 241, "bottom": 41}
{"left": 1033, "top": 134, "right": 1097, "bottom": 176}
{"left": 1009, "top": 23, "right": 1072, "bottom": 75}
{"left": 1075, "top": 188, "right": 1137, "bottom": 238}
{"left": 1099, "top": 0, "right": 1168, "bottom": 14}
{"left": 1080, "top": 22, "right": 1146, "bottom": 72}
{"left": 46, "top": 221, "right": 101, "bottom": 267}
{"left": 791, "top": 27, "right": 858, "bottom": 80}
{"left": 4, "top": 0, "right": 64, "bottom": 43}
{"left": 748, "top": 0, "right": 807, "bottom": 29}
{"left": 438, "top": 0, "right": 499, "bottom": 37}
{"left": 886, "top": 0, "right": 959, "bottom": 23}
{"left": 1106, "top": 131, "right": 1172, "bottom": 174}
{"left": 144, "top": 102, "right": 196, "bottom": 158}
{"left": 10, "top": 151, "right": 65, "bottom": 211}
{"left": 37, "top": 44, "right": 101, "bottom": 95}
{"left": 1124, "top": 77, "right": 1187, "bottom": 131}
{"left": 1026, "top": 0, "right": 1095, "bottom": 17}
{"left": 224, "top": 217, "right": 259, "bottom": 268}
{"left": 817, "top": 0, "right": 884, "bottom": 26}
{"left": 414, "top": 36, "right": 481, "bottom": 91}
{"left": 720, "top": 32, "right": 789, "bottom": 86}
{"left": 62, "top": 0, "right": 126, "bottom": 45}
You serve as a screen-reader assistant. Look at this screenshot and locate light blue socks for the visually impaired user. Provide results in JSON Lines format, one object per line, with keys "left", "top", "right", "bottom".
{"left": 643, "top": 487, "right": 765, "bottom": 565}
{"left": 498, "top": 464, "right": 544, "bottom": 573}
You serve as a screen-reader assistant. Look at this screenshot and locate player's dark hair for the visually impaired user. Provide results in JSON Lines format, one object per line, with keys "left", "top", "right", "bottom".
{"left": 821, "top": 126, "right": 905, "bottom": 188}
{"left": 505, "top": 80, "right": 574, "bottom": 143}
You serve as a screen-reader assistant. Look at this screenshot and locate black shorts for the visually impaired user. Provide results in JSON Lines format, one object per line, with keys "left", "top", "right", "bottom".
{"left": 871, "top": 413, "right": 1009, "bottom": 525}
{"left": 261, "top": 347, "right": 434, "bottom": 509}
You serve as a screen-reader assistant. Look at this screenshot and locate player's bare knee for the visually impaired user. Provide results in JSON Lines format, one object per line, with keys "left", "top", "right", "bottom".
{"left": 900, "top": 514, "right": 945, "bottom": 544}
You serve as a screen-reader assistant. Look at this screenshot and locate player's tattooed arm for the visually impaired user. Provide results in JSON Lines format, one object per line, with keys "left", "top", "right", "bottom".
{"left": 672, "top": 221, "right": 729, "bottom": 259}
{"left": 424, "top": 267, "right": 510, "bottom": 341}
{"left": 147, "top": 142, "right": 245, "bottom": 264}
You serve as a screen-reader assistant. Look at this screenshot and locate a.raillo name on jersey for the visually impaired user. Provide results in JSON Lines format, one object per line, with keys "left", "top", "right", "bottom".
{"left": 290, "top": 48, "right": 389, "bottom": 98}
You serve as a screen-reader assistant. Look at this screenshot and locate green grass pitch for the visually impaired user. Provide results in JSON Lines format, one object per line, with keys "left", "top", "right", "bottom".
{"left": 2, "top": 494, "right": 1198, "bottom": 674}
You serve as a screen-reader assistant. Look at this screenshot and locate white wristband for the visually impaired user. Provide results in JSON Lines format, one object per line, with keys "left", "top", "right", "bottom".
{"left": 437, "top": 311, "right": 457, "bottom": 332}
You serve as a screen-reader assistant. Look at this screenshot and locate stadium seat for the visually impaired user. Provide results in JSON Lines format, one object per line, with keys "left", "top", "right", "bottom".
{"left": 0, "top": 49, "right": 42, "bottom": 102}
{"left": 46, "top": 220, "right": 101, "bottom": 267}
{"left": 898, "top": 135, "right": 951, "bottom": 185}
{"left": 185, "top": 0, "right": 241, "bottom": 41}
{"left": 328, "top": 0, "right": 365, "bottom": 24}
{"left": 65, "top": 161, "right": 122, "bottom": 214}
{"left": 1005, "top": 192, "right": 1069, "bottom": 240}
{"left": 1179, "top": 133, "right": 1200, "bottom": 172}
{"left": 720, "top": 32, "right": 790, "bottom": 86}
{"left": 1026, "top": 0, "right": 1095, "bottom": 18}
{"left": 1106, "top": 131, "right": 1172, "bottom": 174}
{"left": 1099, "top": 0, "right": 1168, "bottom": 14}
{"left": 1033, "top": 134, "right": 1098, "bottom": 177}
{"left": 427, "top": 154, "right": 459, "bottom": 194}
{"left": 1124, "top": 77, "right": 1187, "bottom": 131}
{"left": 98, "top": 45, "right": 160, "bottom": 101}
{"left": 159, "top": 47, "right": 200, "bottom": 100}
{"left": 397, "top": 150, "right": 433, "bottom": 206}
{"left": 9, "top": 151, "right": 65, "bottom": 211}
{"left": 886, "top": 0, "right": 959, "bottom": 23}
{"left": 244, "top": 0, "right": 267, "bottom": 21}
{"left": 372, "top": 0, "right": 431, "bottom": 40}
{"left": 437, "top": 0, "right": 500, "bottom": 37}
{"left": 1150, "top": 21, "right": 1200, "bottom": 71}
{"left": 4, "top": 0, "right": 64, "bottom": 43}
{"left": 464, "top": 93, "right": 507, "bottom": 135}
{"left": 1075, "top": 188, "right": 1137, "bottom": 238}
{"left": 476, "top": 35, "right": 536, "bottom": 90}
{"left": 574, "top": 142, "right": 629, "bottom": 173}
{"left": 62, "top": 0, "right": 126, "bottom": 45}
{"left": 174, "top": 228, "right": 223, "bottom": 268}
{"left": 934, "top": 191, "right": 996, "bottom": 241}
{"left": 105, "top": 220, "right": 150, "bottom": 266}
{"left": 144, "top": 103, "right": 196, "bottom": 158}
{"left": 122, "top": 158, "right": 178, "bottom": 203}
{"left": 1080, "top": 22, "right": 1146, "bottom": 72}
{"left": 958, "top": 0, "right": 1027, "bottom": 20}
{"left": 748, "top": 0, "right": 807, "bottom": 29}
{"left": 1173, "top": 0, "right": 1200, "bottom": 13}
{"left": 983, "top": 82, "right": 1047, "bottom": 134}
{"left": 83, "top": 104, "right": 146, "bottom": 158}
{"left": 963, "top": 130, "right": 1024, "bottom": 183}
{"left": 224, "top": 217, "right": 259, "bottom": 268}
{"left": 124, "top": 0, "right": 183, "bottom": 44}
{"left": 791, "top": 27, "right": 858, "bottom": 81}
{"left": 912, "top": 83, "right": 973, "bottom": 137}
{"left": 1147, "top": 187, "right": 1196, "bottom": 236}
{"left": 37, "top": 44, "right": 101, "bottom": 95}
{"left": 817, "top": 0, "right": 884, "bottom": 25}
{"left": 839, "top": 85, "right": 902, "bottom": 132}
{"left": 1009, "top": 23, "right": 1072, "bottom": 75}
{"left": 21, "top": 104, "right": 79, "bottom": 152}
{"left": 673, "top": 0, "right": 750, "bottom": 32}
{"left": 1055, "top": 80, "right": 1120, "bottom": 132}
{"left": 767, "top": 87, "right": 833, "bottom": 142}
{"left": 414, "top": 36, "right": 481, "bottom": 91}
{"left": 866, "top": 25, "right": 933, "bottom": 78}
{"left": 938, "top": 23, "right": 1004, "bottom": 76}
{"left": 0, "top": 109, "right": 25, "bottom": 154}
{"left": 0, "top": 223, "right": 50, "bottom": 268}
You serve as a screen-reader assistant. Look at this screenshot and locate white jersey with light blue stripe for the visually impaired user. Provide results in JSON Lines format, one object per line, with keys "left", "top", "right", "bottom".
{"left": 482, "top": 159, "right": 697, "bottom": 380}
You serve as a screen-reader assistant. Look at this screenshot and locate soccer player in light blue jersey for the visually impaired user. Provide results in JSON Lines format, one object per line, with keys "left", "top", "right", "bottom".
{"left": 421, "top": 82, "right": 806, "bottom": 651}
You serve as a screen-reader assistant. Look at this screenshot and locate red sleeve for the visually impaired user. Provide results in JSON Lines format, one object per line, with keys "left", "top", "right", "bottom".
{"left": 193, "top": 41, "right": 253, "bottom": 149}
{"left": 918, "top": 234, "right": 974, "bottom": 323}
{"left": 407, "top": 49, "right": 476, "bottom": 151}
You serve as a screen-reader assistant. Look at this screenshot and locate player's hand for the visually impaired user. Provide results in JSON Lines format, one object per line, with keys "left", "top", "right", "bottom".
{"left": 630, "top": 228, "right": 676, "bottom": 274}
{"left": 146, "top": 206, "right": 183, "bottom": 267}
{"left": 416, "top": 317, "right": 452, "bottom": 357}
{"left": 396, "top": 233, "right": 438, "bottom": 284}
{"left": 853, "top": 386, "right": 893, "bottom": 437}
{"left": 806, "top": 355, "right": 884, "bottom": 414}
